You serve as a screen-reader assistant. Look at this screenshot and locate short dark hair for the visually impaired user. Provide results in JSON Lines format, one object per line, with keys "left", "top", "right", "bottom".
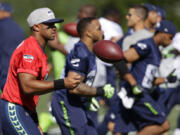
{"left": 77, "top": 17, "right": 96, "bottom": 38}
{"left": 130, "top": 5, "right": 148, "bottom": 20}
{"left": 82, "top": 4, "right": 97, "bottom": 17}
{"left": 102, "top": 6, "right": 120, "bottom": 18}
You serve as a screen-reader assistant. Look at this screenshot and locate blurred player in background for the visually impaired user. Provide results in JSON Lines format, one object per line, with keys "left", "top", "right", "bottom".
{"left": 0, "top": 2, "right": 25, "bottom": 92}
{"left": 143, "top": 3, "right": 158, "bottom": 33}
{"left": 98, "top": 5, "right": 153, "bottom": 135}
{"left": 64, "top": 4, "right": 97, "bottom": 53}
{"left": 96, "top": 5, "right": 124, "bottom": 135}
{"left": 154, "top": 32, "right": 180, "bottom": 135}
{"left": 156, "top": 6, "right": 166, "bottom": 23}
{"left": 99, "top": 6, "right": 123, "bottom": 42}
{"left": 118, "top": 5, "right": 153, "bottom": 51}
{"left": 0, "top": 2, "right": 25, "bottom": 135}
{"left": 0, "top": 7, "right": 81, "bottom": 135}
{"left": 48, "top": 25, "right": 69, "bottom": 79}
{"left": 113, "top": 20, "right": 176, "bottom": 135}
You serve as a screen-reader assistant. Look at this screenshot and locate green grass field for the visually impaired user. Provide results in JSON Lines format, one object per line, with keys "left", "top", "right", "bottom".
{"left": 37, "top": 93, "right": 180, "bottom": 135}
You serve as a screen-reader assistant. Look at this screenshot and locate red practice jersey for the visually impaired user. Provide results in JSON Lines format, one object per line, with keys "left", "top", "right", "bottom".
{"left": 1, "top": 36, "right": 49, "bottom": 111}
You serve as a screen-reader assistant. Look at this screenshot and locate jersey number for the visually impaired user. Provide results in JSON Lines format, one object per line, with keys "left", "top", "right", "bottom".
{"left": 142, "top": 64, "right": 158, "bottom": 88}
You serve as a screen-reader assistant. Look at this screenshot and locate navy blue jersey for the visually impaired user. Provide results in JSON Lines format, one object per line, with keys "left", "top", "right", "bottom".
{"left": 130, "top": 38, "right": 161, "bottom": 90}
{"left": 0, "top": 18, "right": 25, "bottom": 90}
{"left": 116, "top": 38, "right": 166, "bottom": 131}
{"left": 55, "top": 41, "right": 97, "bottom": 106}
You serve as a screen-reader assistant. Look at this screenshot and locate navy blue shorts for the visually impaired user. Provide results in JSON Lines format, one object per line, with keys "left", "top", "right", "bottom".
{"left": 51, "top": 93, "right": 97, "bottom": 135}
{"left": 155, "top": 85, "right": 180, "bottom": 114}
{"left": 0, "top": 99, "right": 41, "bottom": 135}
{"left": 114, "top": 115, "right": 136, "bottom": 134}
{"left": 131, "top": 92, "right": 167, "bottom": 130}
{"left": 114, "top": 90, "right": 167, "bottom": 132}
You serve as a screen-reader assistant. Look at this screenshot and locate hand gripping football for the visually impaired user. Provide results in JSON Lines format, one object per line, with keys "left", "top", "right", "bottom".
{"left": 93, "top": 40, "right": 123, "bottom": 63}
{"left": 63, "top": 22, "right": 79, "bottom": 37}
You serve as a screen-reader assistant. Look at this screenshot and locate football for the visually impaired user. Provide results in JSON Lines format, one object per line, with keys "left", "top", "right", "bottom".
{"left": 63, "top": 22, "right": 79, "bottom": 37}
{"left": 93, "top": 40, "right": 123, "bottom": 63}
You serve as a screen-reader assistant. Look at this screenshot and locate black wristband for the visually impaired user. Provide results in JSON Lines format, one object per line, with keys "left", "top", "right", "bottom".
{"left": 114, "top": 59, "right": 129, "bottom": 77}
{"left": 96, "top": 87, "right": 105, "bottom": 96}
{"left": 54, "top": 79, "right": 65, "bottom": 90}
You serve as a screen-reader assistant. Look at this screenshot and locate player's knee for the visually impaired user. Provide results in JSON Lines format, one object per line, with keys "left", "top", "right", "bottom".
{"left": 107, "top": 121, "right": 115, "bottom": 133}
{"left": 161, "top": 120, "right": 170, "bottom": 132}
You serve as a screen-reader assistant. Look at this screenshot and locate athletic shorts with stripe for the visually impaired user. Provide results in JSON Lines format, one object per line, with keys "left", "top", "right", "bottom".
{"left": 0, "top": 99, "right": 41, "bottom": 135}
{"left": 51, "top": 93, "right": 97, "bottom": 135}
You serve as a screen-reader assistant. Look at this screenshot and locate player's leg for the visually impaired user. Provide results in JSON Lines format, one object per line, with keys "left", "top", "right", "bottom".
{"left": 156, "top": 86, "right": 178, "bottom": 114}
{"left": 86, "top": 110, "right": 98, "bottom": 129}
{"left": 113, "top": 109, "right": 136, "bottom": 135}
{"left": 85, "top": 122, "right": 98, "bottom": 135}
{"left": 133, "top": 93, "right": 170, "bottom": 135}
{"left": 107, "top": 93, "right": 137, "bottom": 135}
{"left": 166, "top": 85, "right": 180, "bottom": 114}
{"left": 51, "top": 93, "right": 88, "bottom": 135}
{"left": 0, "top": 99, "right": 42, "bottom": 135}
{"left": 97, "top": 108, "right": 116, "bottom": 135}
{"left": 97, "top": 115, "right": 109, "bottom": 135}
{"left": 136, "top": 120, "right": 169, "bottom": 135}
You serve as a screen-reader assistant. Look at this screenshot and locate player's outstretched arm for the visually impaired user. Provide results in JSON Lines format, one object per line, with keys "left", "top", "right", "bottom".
{"left": 113, "top": 47, "right": 140, "bottom": 85}
{"left": 123, "top": 47, "right": 140, "bottom": 63}
{"left": 113, "top": 47, "right": 144, "bottom": 96}
{"left": 18, "top": 72, "right": 81, "bottom": 95}
{"left": 69, "top": 83, "right": 114, "bottom": 99}
{"left": 67, "top": 72, "right": 114, "bottom": 98}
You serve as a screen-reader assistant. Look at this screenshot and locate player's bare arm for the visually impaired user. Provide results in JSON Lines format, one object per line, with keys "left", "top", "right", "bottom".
{"left": 153, "top": 77, "right": 165, "bottom": 85}
{"left": 113, "top": 47, "right": 139, "bottom": 86}
{"left": 64, "top": 71, "right": 82, "bottom": 89}
{"left": 68, "top": 71, "right": 97, "bottom": 96}
{"left": 123, "top": 47, "right": 140, "bottom": 62}
{"left": 18, "top": 72, "right": 81, "bottom": 95}
{"left": 68, "top": 71, "right": 114, "bottom": 98}
{"left": 18, "top": 73, "right": 54, "bottom": 95}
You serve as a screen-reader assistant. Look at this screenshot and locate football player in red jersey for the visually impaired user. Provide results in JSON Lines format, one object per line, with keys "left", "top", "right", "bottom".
{"left": 0, "top": 7, "right": 81, "bottom": 135}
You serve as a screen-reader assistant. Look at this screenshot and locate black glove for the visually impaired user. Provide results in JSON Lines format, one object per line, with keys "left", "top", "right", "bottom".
{"left": 165, "top": 69, "right": 177, "bottom": 83}
{"left": 166, "top": 75, "right": 177, "bottom": 83}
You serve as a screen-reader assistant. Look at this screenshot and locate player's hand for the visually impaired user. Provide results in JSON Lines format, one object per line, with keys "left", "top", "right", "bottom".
{"left": 165, "top": 69, "right": 178, "bottom": 83}
{"left": 64, "top": 72, "right": 81, "bottom": 89}
{"left": 132, "top": 85, "right": 144, "bottom": 96}
{"left": 166, "top": 74, "right": 177, "bottom": 83}
{"left": 103, "top": 84, "right": 115, "bottom": 99}
{"left": 88, "top": 97, "right": 100, "bottom": 111}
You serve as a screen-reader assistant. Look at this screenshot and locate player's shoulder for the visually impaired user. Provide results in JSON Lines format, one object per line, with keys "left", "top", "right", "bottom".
{"left": 134, "top": 38, "right": 153, "bottom": 50}
{"left": 16, "top": 36, "right": 44, "bottom": 57}
{"left": 71, "top": 41, "right": 90, "bottom": 59}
